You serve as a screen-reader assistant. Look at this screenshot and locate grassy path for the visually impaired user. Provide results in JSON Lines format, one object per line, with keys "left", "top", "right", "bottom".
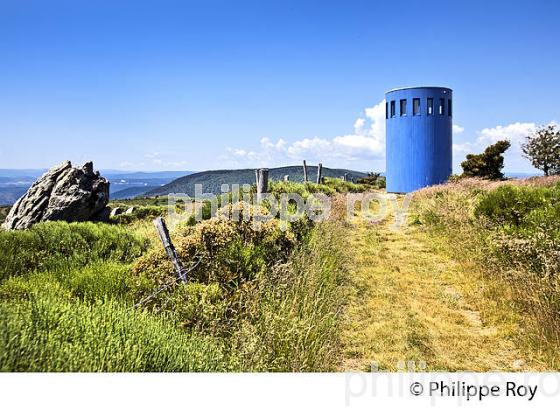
{"left": 339, "top": 202, "right": 543, "bottom": 371}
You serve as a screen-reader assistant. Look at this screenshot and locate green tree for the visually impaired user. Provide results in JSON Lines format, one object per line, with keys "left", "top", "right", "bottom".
{"left": 461, "top": 140, "right": 511, "bottom": 180}
{"left": 521, "top": 124, "right": 560, "bottom": 176}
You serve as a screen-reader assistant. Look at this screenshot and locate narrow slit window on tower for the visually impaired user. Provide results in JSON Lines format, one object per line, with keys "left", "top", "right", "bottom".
{"left": 448, "top": 99, "right": 452, "bottom": 116}
{"left": 390, "top": 100, "right": 395, "bottom": 118}
{"left": 386, "top": 102, "right": 388, "bottom": 119}
{"left": 439, "top": 98, "right": 444, "bottom": 115}
{"left": 413, "top": 98, "right": 420, "bottom": 116}
{"left": 427, "top": 98, "right": 433, "bottom": 115}
{"left": 400, "top": 99, "right": 407, "bottom": 116}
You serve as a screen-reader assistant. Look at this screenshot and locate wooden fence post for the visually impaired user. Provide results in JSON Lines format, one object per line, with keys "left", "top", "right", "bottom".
{"left": 153, "top": 217, "right": 187, "bottom": 282}
{"left": 303, "top": 160, "right": 308, "bottom": 182}
{"left": 256, "top": 168, "right": 269, "bottom": 201}
{"left": 316, "top": 163, "right": 323, "bottom": 184}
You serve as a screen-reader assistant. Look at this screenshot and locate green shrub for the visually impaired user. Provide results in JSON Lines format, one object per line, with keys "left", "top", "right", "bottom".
{"left": 168, "top": 282, "right": 228, "bottom": 332}
{"left": 0, "top": 222, "right": 147, "bottom": 282}
{"left": 475, "top": 184, "right": 557, "bottom": 227}
{"left": 132, "top": 204, "right": 299, "bottom": 301}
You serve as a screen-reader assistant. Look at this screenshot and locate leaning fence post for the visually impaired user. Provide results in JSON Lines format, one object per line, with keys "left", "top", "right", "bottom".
{"left": 153, "top": 217, "right": 186, "bottom": 282}
{"left": 256, "top": 168, "right": 269, "bottom": 202}
{"left": 316, "top": 163, "right": 323, "bottom": 184}
{"left": 303, "top": 160, "right": 308, "bottom": 182}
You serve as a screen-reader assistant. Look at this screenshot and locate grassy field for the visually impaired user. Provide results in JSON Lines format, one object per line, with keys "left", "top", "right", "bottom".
{"left": 2, "top": 177, "right": 559, "bottom": 371}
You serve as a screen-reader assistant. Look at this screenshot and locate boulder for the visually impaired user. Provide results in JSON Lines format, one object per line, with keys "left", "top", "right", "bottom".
{"left": 110, "top": 207, "right": 123, "bottom": 217}
{"left": 1, "top": 161, "right": 110, "bottom": 230}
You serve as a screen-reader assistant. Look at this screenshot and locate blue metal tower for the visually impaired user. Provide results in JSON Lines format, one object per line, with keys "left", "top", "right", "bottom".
{"left": 385, "top": 86, "right": 453, "bottom": 193}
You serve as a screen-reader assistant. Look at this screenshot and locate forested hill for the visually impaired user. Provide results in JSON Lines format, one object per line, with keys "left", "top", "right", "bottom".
{"left": 146, "top": 166, "right": 368, "bottom": 197}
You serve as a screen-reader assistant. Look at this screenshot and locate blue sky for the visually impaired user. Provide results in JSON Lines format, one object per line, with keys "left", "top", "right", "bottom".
{"left": 0, "top": 0, "right": 558, "bottom": 173}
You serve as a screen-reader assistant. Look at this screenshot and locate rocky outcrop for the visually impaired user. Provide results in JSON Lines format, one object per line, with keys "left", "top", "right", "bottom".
{"left": 1, "top": 161, "right": 110, "bottom": 230}
{"left": 110, "top": 207, "right": 123, "bottom": 217}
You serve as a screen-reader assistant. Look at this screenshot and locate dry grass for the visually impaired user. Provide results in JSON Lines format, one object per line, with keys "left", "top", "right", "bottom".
{"left": 408, "top": 177, "right": 560, "bottom": 369}
{"left": 339, "top": 197, "right": 548, "bottom": 371}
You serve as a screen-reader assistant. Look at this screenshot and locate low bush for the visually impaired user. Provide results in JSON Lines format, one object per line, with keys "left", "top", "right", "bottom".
{"left": 132, "top": 203, "right": 301, "bottom": 302}
{"left": 475, "top": 184, "right": 560, "bottom": 228}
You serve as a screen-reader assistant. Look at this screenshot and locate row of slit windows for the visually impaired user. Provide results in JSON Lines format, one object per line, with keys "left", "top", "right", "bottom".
{"left": 386, "top": 98, "right": 452, "bottom": 118}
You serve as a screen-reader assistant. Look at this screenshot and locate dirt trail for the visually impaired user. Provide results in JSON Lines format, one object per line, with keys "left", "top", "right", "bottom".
{"left": 339, "top": 202, "right": 540, "bottom": 371}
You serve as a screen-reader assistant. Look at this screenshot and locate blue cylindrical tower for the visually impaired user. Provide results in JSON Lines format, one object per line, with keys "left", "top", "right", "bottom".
{"left": 385, "top": 86, "right": 453, "bottom": 193}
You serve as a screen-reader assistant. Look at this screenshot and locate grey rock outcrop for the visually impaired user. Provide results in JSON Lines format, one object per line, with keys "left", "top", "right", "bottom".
{"left": 110, "top": 207, "right": 123, "bottom": 217}
{"left": 2, "top": 161, "right": 110, "bottom": 230}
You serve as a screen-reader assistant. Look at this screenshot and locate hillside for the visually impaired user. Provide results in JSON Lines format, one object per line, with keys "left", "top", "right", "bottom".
{"left": 110, "top": 186, "right": 160, "bottom": 200}
{"left": 146, "top": 166, "right": 368, "bottom": 197}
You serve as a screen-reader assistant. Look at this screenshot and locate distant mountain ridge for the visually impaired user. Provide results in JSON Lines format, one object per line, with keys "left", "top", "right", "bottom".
{"left": 111, "top": 186, "right": 160, "bottom": 200}
{"left": 0, "top": 169, "right": 194, "bottom": 205}
{"left": 146, "top": 166, "right": 368, "bottom": 197}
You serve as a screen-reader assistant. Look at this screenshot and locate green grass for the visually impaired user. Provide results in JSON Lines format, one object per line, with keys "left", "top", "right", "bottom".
{"left": 0, "top": 296, "right": 231, "bottom": 372}
{"left": 0, "top": 221, "right": 148, "bottom": 282}
{"left": 269, "top": 178, "right": 366, "bottom": 199}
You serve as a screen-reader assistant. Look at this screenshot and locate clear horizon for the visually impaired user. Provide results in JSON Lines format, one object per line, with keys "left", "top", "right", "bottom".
{"left": 1, "top": 0, "right": 558, "bottom": 174}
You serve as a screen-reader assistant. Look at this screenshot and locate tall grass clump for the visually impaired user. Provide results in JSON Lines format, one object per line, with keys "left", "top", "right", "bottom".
{"left": 0, "top": 221, "right": 148, "bottom": 282}
{"left": 231, "top": 220, "right": 348, "bottom": 371}
{"left": 0, "top": 296, "right": 231, "bottom": 372}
